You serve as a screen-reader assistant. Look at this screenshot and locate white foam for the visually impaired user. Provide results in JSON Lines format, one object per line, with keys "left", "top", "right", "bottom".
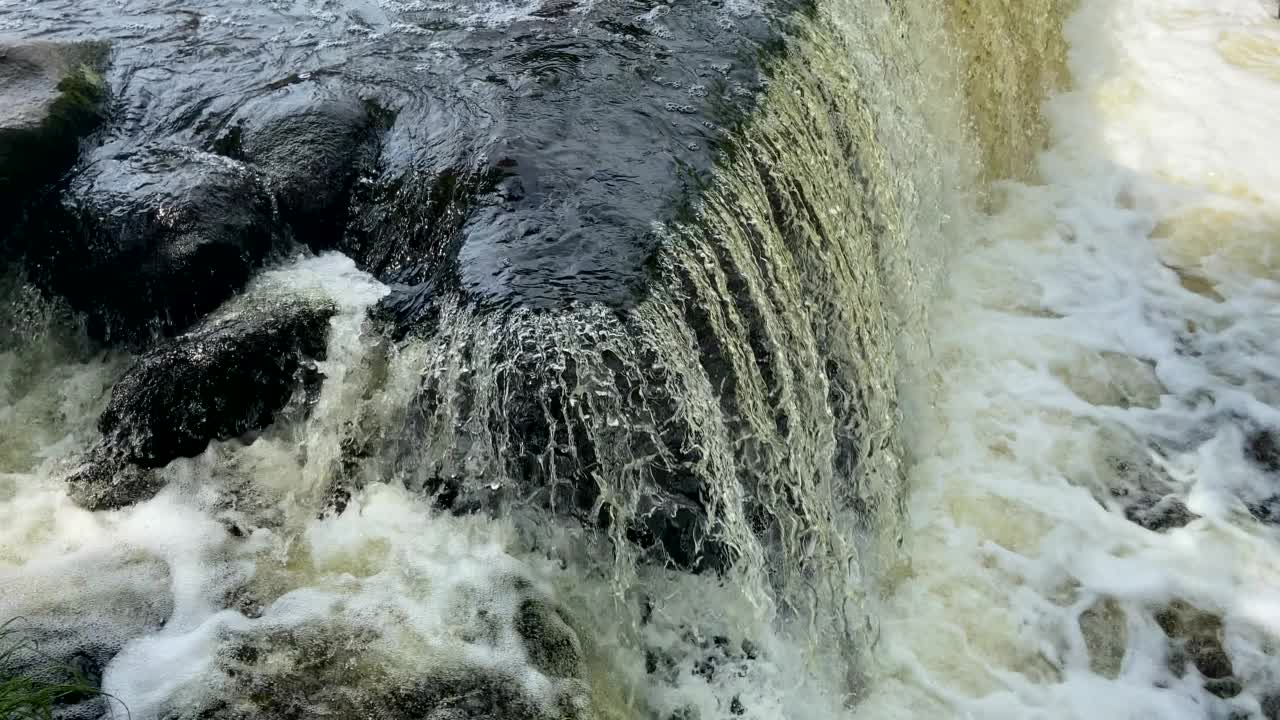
{"left": 101, "top": 483, "right": 576, "bottom": 718}
{"left": 862, "top": 0, "right": 1280, "bottom": 717}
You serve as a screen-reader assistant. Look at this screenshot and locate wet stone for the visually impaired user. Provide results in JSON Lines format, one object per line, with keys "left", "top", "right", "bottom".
{"left": 1245, "top": 429, "right": 1280, "bottom": 473}
{"left": 642, "top": 627, "right": 760, "bottom": 694}
{"left": 1106, "top": 450, "right": 1199, "bottom": 532}
{"left": 1154, "top": 600, "right": 1238, "bottom": 687}
{"left": 67, "top": 297, "right": 336, "bottom": 510}
{"left": 0, "top": 41, "right": 108, "bottom": 241}
{"left": 1203, "top": 677, "right": 1244, "bottom": 700}
{"left": 1248, "top": 496, "right": 1280, "bottom": 524}
{"left": 1123, "top": 494, "right": 1199, "bottom": 532}
{"left": 33, "top": 146, "right": 286, "bottom": 341}
{"left": 1262, "top": 693, "right": 1280, "bottom": 720}
{"left": 64, "top": 459, "right": 167, "bottom": 514}
{"left": 218, "top": 81, "right": 385, "bottom": 251}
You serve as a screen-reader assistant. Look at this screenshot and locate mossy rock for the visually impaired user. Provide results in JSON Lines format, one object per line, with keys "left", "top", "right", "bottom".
{"left": 0, "top": 41, "right": 109, "bottom": 237}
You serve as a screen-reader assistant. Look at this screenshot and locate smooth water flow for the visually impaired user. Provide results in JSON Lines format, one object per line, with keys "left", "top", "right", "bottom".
{"left": 2, "top": 0, "right": 1278, "bottom": 717}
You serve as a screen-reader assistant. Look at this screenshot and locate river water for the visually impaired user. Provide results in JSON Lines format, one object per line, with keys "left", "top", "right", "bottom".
{"left": 2, "top": 0, "right": 1279, "bottom": 718}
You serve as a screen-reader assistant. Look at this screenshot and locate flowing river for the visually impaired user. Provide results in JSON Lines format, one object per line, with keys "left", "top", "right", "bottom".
{"left": 1, "top": 0, "right": 1278, "bottom": 718}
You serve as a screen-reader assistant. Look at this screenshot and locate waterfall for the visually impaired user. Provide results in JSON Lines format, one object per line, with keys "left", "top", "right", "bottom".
{"left": 6, "top": 0, "right": 1278, "bottom": 717}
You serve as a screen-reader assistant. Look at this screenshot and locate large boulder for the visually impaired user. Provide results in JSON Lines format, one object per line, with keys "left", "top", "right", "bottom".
{"left": 67, "top": 297, "right": 336, "bottom": 510}
{"left": 213, "top": 81, "right": 385, "bottom": 251}
{"left": 29, "top": 145, "right": 285, "bottom": 341}
{"left": 341, "top": 0, "right": 797, "bottom": 312}
{"left": 0, "top": 41, "right": 108, "bottom": 243}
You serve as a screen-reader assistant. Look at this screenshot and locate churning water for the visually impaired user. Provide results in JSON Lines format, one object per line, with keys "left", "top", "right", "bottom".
{"left": 861, "top": 0, "right": 1280, "bottom": 717}
{"left": 2, "top": 0, "right": 1279, "bottom": 718}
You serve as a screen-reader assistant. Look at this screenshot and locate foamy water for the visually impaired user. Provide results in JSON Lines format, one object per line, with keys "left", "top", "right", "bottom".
{"left": 861, "top": 0, "right": 1280, "bottom": 717}
{"left": 3, "top": 0, "right": 1278, "bottom": 718}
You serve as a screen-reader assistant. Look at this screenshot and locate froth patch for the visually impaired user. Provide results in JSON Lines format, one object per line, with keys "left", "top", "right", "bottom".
{"left": 102, "top": 485, "right": 595, "bottom": 720}
{"left": 1218, "top": 29, "right": 1280, "bottom": 81}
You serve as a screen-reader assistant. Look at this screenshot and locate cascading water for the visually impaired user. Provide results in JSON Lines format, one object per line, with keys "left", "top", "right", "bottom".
{"left": 3, "top": 0, "right": 1279, "bottom": 718}
{"left": 859, "top": 0, "right": 1280, "bottom": 718}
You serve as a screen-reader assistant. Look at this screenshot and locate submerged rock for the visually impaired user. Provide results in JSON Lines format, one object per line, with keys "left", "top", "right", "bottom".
{"left": 1244, "top": 429, "right": 1280, "bottom": 473}
{"left": 392, "top": 313, "right": 731, "bottom": 573}
{"left": 0, "top": 41, "right": 108, "bottom": 242}
{"left": 68, "top": 297, "right": 335, "bottom": 510}
{"left": 626, "top": 492, "right": 729, "bottom": 572}
{"left": 1105, "top": 450, "right": 1200, "bottom": 532}
{"left": 515, "top": 598, "right": 586, "bottom": 679}
{"left": 160, "top": 601, "right": 594, "bottom": 719}
{"left": 1154, "top": 600, "right": 1241, "bottom": 698}
{"left": 1123, "top": 494, "right": 1199, "bottom": 532}
{"left": 1079, "top": 596, "right": 1127, "bottom": 679}
{"left": 1262, "top": 693, "right": 1280, "bottom": 720}
{"left": 30, "top": 146, "right": 285, "bottom": 341}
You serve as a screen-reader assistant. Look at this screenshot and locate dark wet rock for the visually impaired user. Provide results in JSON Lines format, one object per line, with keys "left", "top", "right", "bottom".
{"left": 625, "top": 492, "right": 729, "bottom": 572}
{"left": 30, "top": 146, "right": 284, "bottom": 342}
{"left": 336, "top": 1, "right": 802, "bottom": 315}
{"left": 216, "top": 82, "right": 385, "bottom": 250}
{"left": 0, "top": 41, "right": 108, "bottom": 242}
{"left": 67, "top": 297, "right": 335, "bottom": 509}
{"left": 1123, "top": 494, "right": 1199, "bottom": 532}
{"left": 8, "top": 0, "right": 800, "bottom": 320}
{"left": 97, "top": 297, "right": 333, "bottom": 462}
{"left": 1245, "top": 429, "right": 1280, "bottom": 473}
{"left": 1247, "top": 495, "right": 1280, "bottom": 525}
{"left": 65, "top": 458, "right": 168, "bottom": 514}
{"left": 1203, "top": 677, "right": 1243, "bottom": 700}
{"left": 1236, "top": 429, "right": 1280, "bottom": 525}
{"left": 1262, "top": 693, "right": 1280, "bottom": 720}
{"left": 1106, "top": 451, "right": 1199, "bottom": 531}
{"left": 1155, "top": 600, "right": 1236, "bottom": 685}
{"left": 0, "top": 555, "right": 171, "bottom": 720}
{"left": 170, "top": 665, "right": 589, "bottom": 720}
